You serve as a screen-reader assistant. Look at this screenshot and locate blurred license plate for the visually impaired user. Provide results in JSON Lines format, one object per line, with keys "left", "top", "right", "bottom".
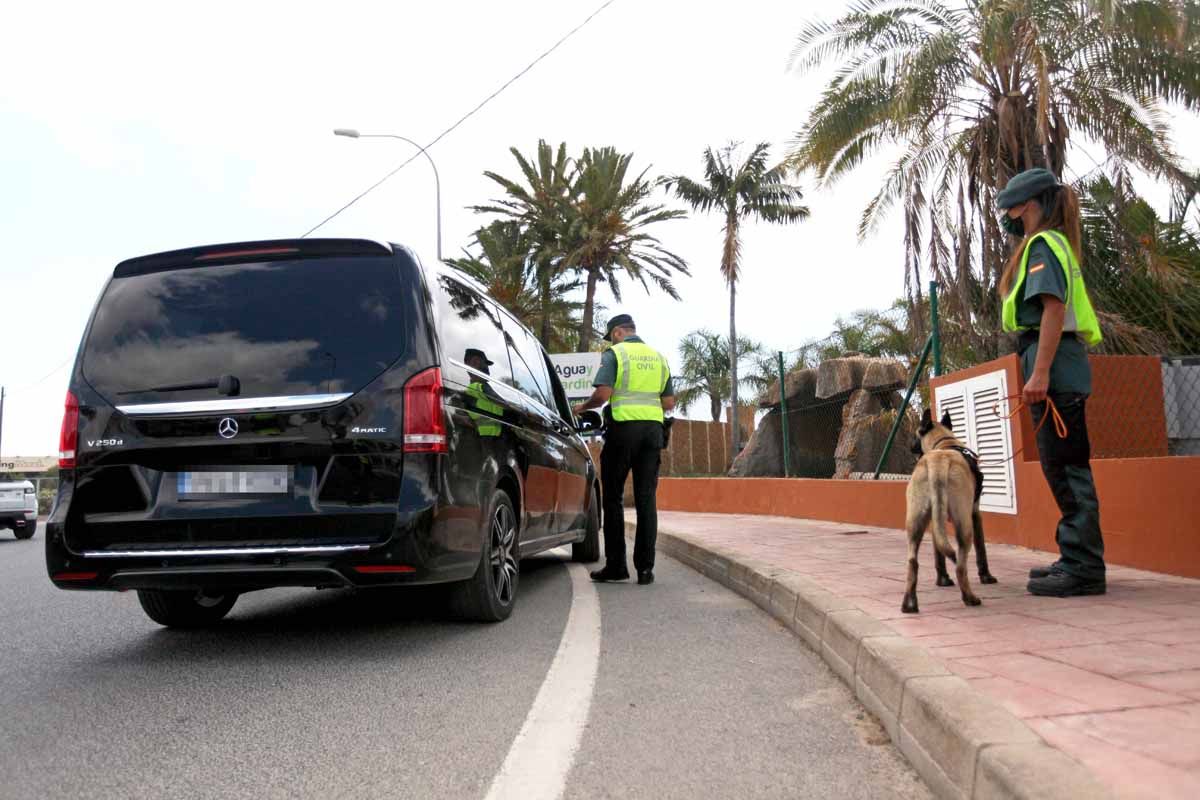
{"left": 177, "top": 467, "right": 292, "bottom": 498}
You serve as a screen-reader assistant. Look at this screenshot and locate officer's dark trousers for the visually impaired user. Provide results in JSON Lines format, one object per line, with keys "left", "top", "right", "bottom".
{"left": 600, "top": 420, "right": 664, "bottom": 574}
{"left": 1031, "top": 393, "right": 1105, "bottom": 581}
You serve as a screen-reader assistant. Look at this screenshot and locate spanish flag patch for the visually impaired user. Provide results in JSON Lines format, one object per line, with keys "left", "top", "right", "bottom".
{"left": 1029, "top": 262, "right": 1045, "bottom": 274}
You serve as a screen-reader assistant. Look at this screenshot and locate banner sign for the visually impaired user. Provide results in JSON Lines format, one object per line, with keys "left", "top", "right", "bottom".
{"left": 0, "top": 456, "right": 57, "bottom": 474}
{"left": 550, "top": 353, "right": 603, "bottom": 401}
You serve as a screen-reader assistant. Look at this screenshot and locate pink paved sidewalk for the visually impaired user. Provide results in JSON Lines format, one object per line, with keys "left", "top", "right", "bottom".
{"left": 660, "top": 511, "right": 1200, "bottom": 800}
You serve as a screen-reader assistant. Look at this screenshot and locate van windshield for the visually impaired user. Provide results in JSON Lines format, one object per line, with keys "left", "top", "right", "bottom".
{"left": 82, "top": 256, "right": 409, "bottom": 405}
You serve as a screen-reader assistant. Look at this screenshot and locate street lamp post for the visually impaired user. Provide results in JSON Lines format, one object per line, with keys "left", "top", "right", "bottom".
{"left": 333, "top": 128, "right": 443, "bottom": 262}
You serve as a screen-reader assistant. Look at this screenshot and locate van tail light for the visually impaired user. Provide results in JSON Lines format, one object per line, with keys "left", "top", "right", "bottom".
{"left": 59, "top": 390, "right": 79, "bottom": 468}
{"left": 53, "top": 571, "right": 99, "bottom": 582}
{"left": 403, "top": 367, "right": 448, "bottom": 454}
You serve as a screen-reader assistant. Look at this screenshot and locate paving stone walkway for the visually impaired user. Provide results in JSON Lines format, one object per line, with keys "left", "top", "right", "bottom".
{"left": 659, "top": 511, "right": 1200, "bottom": 800}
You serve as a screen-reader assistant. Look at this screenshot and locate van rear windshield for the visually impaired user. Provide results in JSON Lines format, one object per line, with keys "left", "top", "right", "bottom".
{"left": 82, "top": 256, "right": 410, "bottom": 405}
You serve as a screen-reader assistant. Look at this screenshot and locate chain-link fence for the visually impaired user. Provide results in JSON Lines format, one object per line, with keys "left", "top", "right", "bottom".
{"left": 1086, "top": 354, "right": 1200, "bottom": 459}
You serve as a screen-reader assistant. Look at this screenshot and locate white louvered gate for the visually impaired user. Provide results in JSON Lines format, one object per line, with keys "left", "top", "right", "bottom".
{"left": 933, "top": 369, "right": 1018, "bottom": 515}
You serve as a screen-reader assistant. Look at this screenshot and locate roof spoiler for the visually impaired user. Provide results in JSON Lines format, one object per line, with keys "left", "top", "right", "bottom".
{"left": 113, "top": 238, "right": 393, "bottom": 277}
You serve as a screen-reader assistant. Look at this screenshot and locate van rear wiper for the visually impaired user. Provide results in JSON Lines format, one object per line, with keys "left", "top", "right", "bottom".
{"left": 119, "top": 374, "right": 241, "bottom": 397}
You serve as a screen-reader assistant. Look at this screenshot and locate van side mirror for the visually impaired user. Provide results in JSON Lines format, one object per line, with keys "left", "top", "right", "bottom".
{"left": 575, "top": 409, "right": 603, "bottom": 433}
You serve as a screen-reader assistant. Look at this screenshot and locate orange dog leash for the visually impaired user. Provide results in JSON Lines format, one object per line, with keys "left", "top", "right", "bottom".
{"left": 977, "top": 394, "right": 1068, "bottom": 466}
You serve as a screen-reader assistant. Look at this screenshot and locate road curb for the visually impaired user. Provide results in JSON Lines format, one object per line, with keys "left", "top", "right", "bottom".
{"left": 635, "top": 522, "right": 1114, "bottom": 800}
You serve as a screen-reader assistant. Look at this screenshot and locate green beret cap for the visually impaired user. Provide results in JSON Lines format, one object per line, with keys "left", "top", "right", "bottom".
{"left": 996, "top": 168, "right": 1061, "bottom": 209}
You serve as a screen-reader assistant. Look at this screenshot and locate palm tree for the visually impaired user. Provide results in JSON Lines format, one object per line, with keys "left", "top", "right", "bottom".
{"left": 474, "top": 142, "right": 689, "bottom": 352}
{"left": 675, "top": 330, "right": 765, "bottom": 421}
{"left": 562, "top": 147, "right": 689, "bottom": 352}
{"left": 664, "top": 143, "right": 809, "bottom": 452}
{"left": 788, "top": 0, "right": 1200, "bottom": 360}
{"left": 472, "top": 141, "right": 575, "bottom": 347}
{"left": 1077, "top": 170, "right": 1200, "bottom": 355}
{"left": 445, "top": 221, "right": 586, "bottom": 352}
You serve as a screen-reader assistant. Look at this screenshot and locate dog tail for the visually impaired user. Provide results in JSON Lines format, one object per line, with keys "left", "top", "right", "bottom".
{"left": 928, "top": 456, "right": 957, "bottom": 562}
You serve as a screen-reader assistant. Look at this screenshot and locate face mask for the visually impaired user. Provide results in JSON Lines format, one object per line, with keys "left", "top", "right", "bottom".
{"left": 1001, "top": 214, "right": 1024, "bottom": 237}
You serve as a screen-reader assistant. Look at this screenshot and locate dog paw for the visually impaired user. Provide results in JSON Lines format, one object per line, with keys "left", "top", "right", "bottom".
{"left": 962, "top": 594, "right": 983, "bottom": 607}
{"left": 901, "top": 596, "right": 919, "bottom": 614}
{"left": 979, "top": 573, "right": 998, "bottom": 584}
{"left": 936, "top": 575, "right": 955, "bottom": 587}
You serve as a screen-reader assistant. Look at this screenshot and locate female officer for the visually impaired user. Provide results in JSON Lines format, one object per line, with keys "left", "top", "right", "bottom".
{"left": 996, "top": 167, "right": 1106, "bottom": 597}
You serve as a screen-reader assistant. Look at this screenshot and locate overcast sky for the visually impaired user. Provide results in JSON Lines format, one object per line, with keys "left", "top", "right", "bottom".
{"left": 1, "top": 0, "right": 1196, "bottom": 456}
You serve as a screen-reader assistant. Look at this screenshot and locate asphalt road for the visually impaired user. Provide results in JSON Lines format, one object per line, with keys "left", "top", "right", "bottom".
{"left": 0, "top": 528, "right": 930, "bottom": 800}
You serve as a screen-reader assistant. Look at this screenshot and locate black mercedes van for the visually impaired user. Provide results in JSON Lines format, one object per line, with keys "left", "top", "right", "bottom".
{"left": 46, "top": 238, "right": 601, "bottom": 626}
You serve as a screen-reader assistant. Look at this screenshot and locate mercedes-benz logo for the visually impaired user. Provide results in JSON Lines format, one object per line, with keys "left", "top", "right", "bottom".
{"left": 217, "top": 418, "right": 239, "bottom": 439}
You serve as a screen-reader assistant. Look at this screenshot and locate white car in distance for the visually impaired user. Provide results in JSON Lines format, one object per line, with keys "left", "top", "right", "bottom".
{"left": 0, "top": 479, "right": 38, "bottom": 539}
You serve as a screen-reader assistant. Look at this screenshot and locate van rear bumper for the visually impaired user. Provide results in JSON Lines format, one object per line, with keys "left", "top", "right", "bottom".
{"left": 44, "top": 511, "right": 479, "bottom": 592}
{"left": 106, "top": 565, "right": 354, "bottom": 591}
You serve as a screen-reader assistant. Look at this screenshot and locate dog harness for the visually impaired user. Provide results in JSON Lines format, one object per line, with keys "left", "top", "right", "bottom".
{"left": 945, "top": 445, "right": 985, "bottom": 504}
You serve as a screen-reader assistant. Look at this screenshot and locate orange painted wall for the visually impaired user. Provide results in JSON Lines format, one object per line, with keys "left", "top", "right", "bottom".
{"left": 657, "top": 477, "right": 908, "bottom": 530}
{"left": 1087, "top": 356, "right": 1168, "bottom": 458}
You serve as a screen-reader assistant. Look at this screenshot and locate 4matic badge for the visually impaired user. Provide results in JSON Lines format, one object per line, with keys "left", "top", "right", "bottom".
{"left": 351, "top": 426, "right": 388, "bottom": 434}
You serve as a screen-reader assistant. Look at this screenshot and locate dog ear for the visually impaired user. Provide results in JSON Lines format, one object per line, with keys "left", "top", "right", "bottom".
{"left": 921, "top": 407, "right": 933, "bottom": 426}
{"left": 940, "top": 411, "right": 953, "bottom": 431}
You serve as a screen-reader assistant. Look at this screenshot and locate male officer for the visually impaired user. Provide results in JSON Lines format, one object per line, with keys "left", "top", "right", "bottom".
{"left": 572, "top": 314, "right": 675, "bottom": 585}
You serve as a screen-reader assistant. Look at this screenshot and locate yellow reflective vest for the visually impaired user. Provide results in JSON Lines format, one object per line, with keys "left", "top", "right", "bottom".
{"left": 467, "top": 382, "right": 502, "bottom": 437}
{"left": 611, "top": 341, "right": 671, "bottom": 423}
{"left": 1002, "top": 230, "right": 1102, "bottom": 347}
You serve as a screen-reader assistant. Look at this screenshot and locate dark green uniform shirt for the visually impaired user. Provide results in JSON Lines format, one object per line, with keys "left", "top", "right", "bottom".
{"left": 593, "top": 336, "right": 675, "bottom": 395}
{"left": 1015, "top": 238, "right": 1092, "bottom": 395}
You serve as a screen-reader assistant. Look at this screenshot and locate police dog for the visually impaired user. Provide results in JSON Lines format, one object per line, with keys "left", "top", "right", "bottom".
{"left": 902, "top": 408, "right": 996, "bottom": 614}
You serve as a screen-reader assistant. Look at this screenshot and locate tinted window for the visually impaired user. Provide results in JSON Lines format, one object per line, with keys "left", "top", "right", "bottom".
{"left": 544, "top": 353, "right": 575, "bottom": 421}
{"left": 502, "top": 319, "right": 553, "bottom": 409}
{"left": 83, "top": 257, "right": 410, "bottom": 404}
{"left": 433, "top": 276, "right": 514, "bottom": 388}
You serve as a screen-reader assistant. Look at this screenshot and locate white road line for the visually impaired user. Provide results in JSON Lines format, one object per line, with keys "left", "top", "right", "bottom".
{"left": 484, "top": 561, "right": 601, "bottom": 800}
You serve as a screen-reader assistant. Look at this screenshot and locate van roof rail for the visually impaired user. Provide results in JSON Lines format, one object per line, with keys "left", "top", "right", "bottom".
{"left": 114, "top": 238, "right": 394, "bottom": 277}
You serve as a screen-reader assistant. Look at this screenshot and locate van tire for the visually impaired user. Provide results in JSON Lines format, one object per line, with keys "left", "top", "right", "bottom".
{"left": 572, "top": 487, "right": 601, "bottom": 563}
{"left": 449, "top": 490, "right": 519, "bottom": 623}
{"left": 137, "top": 589, "right": 238, "bottom": 628}
{"left": 14, "top": 521, "right": 36, "bottom": 540}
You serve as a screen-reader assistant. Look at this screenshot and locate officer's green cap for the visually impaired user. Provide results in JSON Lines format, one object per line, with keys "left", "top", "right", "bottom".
{"left": 464, "top": 348, "right": 494, "bottom": 366}
{"left": 603, "top": 314, "right": 635, "bottom": 342}
{"left": 996, "top": 168, "right": 1061, "bottom": 209}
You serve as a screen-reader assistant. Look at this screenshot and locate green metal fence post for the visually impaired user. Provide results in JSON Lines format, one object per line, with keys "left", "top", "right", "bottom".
{"left": 777, "top": 351, "right": 791, "bottom": 478}
{"left": 873, "top": 334, "right": 933, "bottom": 480}
{"left": 930, "top": 280, "right": 943, "bottom": 377}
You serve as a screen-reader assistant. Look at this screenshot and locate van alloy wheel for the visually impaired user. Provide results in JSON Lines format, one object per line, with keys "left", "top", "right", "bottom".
{"left": 491, "top": 502, "right": 518, "bottom": 605}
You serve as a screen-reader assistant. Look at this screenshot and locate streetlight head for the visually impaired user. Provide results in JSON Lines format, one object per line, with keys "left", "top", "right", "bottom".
{"left": 333, "top": 128, "right": 360, "bottom": 138}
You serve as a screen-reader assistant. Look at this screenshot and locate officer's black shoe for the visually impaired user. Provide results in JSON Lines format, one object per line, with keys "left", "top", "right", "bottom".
{"left": 1028, "top": 562, "right": 1064, "bottom": 579}
{"left": 637, "top": 570, "right": 654, "bottom": 586}
{"left": 1027, "top": 571, "right": 1106, "bottom": 597}
{"left": 590, "top": 567, "right": 630, "bottom": 583}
